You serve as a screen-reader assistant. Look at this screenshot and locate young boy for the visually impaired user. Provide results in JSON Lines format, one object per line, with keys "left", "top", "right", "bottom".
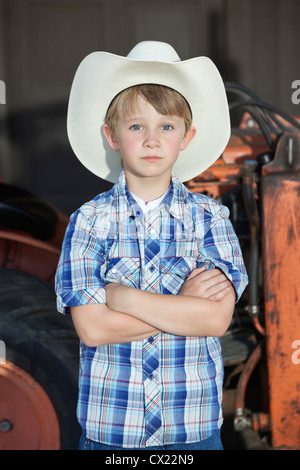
{"left": 55, "top": 41, "right": 248, "bottom": 450}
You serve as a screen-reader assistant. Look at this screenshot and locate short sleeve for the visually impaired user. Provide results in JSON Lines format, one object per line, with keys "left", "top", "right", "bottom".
{"left": 198, "top": 204, "right": 248, "bottom": 301}
{"left": 55, "top": 210, "right": 107, "bottom": 314}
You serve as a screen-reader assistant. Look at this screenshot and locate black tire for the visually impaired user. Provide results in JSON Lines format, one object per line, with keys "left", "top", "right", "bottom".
{"left": 0, "top": 268, "right": 81, "bottom": 449}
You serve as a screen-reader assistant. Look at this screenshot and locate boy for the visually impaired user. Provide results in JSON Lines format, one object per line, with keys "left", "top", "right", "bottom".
{"left": 55, "top": 41, "right": 248, "bottom": 450}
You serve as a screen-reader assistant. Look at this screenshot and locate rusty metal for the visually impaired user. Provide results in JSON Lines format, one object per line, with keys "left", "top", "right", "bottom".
{"left": 252, "top": 412, "right": 270, "bottom": 433}
{"left": 185, "top": 129, "right": 270, "bottom": 199}
{"left": 188, "top": 125, "right": 300, "bottom": 448}
{"left": 241, "top": 162, "right": 265, "bottom": 335}
{"left": 0, "top": 231, "right": 61, "bottom": 284}
{"left": 233, "top": 343, "right": 269, "bottom": 433}
{"left": 260, "top": 132, "right": 300, "bottom": 448}
{"left": 0, "top": 361, "right": 60, "bottom": 450}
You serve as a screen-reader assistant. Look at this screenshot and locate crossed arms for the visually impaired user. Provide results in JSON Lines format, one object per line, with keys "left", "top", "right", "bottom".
{"left": 70, "top": 266, "right": 236, "bottom": 347}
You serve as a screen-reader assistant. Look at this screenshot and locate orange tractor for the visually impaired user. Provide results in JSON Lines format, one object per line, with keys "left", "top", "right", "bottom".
{"left": 0, "top": 82, "right": 300, "bottom": 450}
{"left": 0, "top": 187, "right": 80, "bottom": 449}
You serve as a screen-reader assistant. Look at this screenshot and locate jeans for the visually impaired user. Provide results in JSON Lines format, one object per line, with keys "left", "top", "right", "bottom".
{"left": 79, "top": 429, "right": 223, "bottom": 450}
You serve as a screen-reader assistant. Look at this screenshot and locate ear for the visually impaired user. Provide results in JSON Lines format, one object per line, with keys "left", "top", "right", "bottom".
{"left": 180, "top": 126, "right": 197, "bottom": 151}
{"left": 102, "top": 124, "right": 120, "bottom": 151}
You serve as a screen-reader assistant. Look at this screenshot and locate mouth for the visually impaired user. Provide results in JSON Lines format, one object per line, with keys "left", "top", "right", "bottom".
{"left": 142, "top": 156, "right": 162, "bottom": 163}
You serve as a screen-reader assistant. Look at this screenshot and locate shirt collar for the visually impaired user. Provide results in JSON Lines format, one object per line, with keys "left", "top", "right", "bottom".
{"left": 131, "top": 189, "right": 169, "bottom": 214}
{"left": 114, "top": 169, "right": 192, "bottom": 222}
{"left": 112, "top": 170, "right": 139, "bottom": 218}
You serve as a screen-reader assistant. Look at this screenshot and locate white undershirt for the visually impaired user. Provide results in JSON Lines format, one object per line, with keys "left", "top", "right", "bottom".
{"left": 130, "top": 188, "right": 170, "bottom": 213}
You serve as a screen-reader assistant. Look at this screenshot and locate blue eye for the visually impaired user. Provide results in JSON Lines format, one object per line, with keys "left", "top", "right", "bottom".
{"left": 131, "top": 124, "right": 142, "bottom": 130}
{"left": 162, "top": 125, "right": 173, "bottom": 131}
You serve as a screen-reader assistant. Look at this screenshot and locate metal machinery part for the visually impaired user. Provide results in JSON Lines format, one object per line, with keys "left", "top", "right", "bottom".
{"left": 186, "top": 83, "right": 300, "bottom": 449}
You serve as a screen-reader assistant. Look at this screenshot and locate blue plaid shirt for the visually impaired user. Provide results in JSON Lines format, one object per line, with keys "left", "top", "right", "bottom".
{"left": 55, "top": 170, "right": 248, "bottom": 448}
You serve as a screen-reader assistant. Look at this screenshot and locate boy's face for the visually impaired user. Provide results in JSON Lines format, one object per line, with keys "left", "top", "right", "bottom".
{"left": 103, "top": 95, "right": 196, "bottom": 185}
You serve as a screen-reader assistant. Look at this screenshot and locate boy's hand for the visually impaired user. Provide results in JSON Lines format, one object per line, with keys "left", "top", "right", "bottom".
{"left": 179, "top": 266, "right": 232, "bottom": 301}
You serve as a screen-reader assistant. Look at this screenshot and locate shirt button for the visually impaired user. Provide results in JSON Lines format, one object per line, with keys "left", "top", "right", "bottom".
{"left": 181, "top": 266, "right": 188, "bottom": 273}
{"left": 149, "top": 266, "right": 155, "bottom": 272}
{"left": 150, "top": 229, "right": 156, "bottom": 234}
{"left": 148, "top": 336, "right": 154, "bottom": 343}
{"left": 148, "top": 373, "right": 153, "bottom": 380}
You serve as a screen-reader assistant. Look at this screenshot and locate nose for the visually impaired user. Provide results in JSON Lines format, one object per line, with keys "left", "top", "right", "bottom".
{"left": 143, "top": 129, "right": 160, "bottom": 149}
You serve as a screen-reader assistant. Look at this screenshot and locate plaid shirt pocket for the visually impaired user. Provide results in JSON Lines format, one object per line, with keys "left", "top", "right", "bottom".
{"left": 105, "top": 257, "right": 141, "bottom": 288}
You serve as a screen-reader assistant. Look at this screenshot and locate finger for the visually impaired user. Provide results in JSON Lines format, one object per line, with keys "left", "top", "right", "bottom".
{"left": 209, "top": 286, "right": 231, "bottom": 301}
{"left": 188, "top": 268, "right": 223, "bottom": 283}
{"left": 184, "top": 270, "right": 227, "bottom": 294}
{"left": 190, "top": 271, "right": 228, "bottom": 290}
{"left": 186, "top": 266, "right": 206, "bottom": 280}
{"left": 197, "top": 268, "right": 225, "bottom": 280}
{"left": 206, "top": 278, "right": 231, "bottom": 295}
{"left": 205, "top": 273, "right": 230, "bottom": 289}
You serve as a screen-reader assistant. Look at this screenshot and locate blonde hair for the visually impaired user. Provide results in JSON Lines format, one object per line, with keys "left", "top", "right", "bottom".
{"left": 105, "top": 84, "right": 192, "bottom": 134}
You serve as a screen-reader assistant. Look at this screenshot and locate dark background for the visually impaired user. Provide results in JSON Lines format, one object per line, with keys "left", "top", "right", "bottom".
{"left": 0, "top": 0, "right": 299, "bottom": 215}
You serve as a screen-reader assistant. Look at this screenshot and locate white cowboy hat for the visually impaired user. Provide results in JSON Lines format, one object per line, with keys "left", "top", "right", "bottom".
{"left": 67, "top": 41, "right": 230, "bottom": 183}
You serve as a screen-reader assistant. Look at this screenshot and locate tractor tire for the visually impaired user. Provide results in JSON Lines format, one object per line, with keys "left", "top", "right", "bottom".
{"left": 0, "top": 268, "right": 81, "bottom": 450}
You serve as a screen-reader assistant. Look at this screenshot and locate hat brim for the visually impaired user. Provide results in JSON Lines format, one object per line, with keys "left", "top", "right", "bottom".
{"left": 67, "top": 51, "right": 230, "bottom": 183}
